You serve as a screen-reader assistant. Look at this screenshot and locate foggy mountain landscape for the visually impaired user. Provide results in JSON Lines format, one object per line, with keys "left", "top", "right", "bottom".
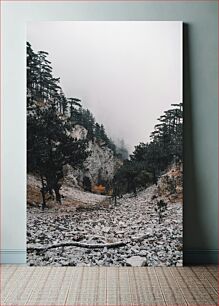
{"left": 27, "top": 21, "right": 183, "bottom": 267}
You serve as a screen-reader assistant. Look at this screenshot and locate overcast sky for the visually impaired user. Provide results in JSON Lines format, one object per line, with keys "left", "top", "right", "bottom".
{"left": 27, "top": 21, "right": 182, "bottom": 153}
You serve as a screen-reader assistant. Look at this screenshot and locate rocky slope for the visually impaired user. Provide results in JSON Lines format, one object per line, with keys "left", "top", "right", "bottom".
{"left": 157, "top": 163, "right": 183, "bottom": 203}
{"left": 27, "top": 174, "right": 108, "bottom": 208}
{"left": 27, "top": 184, "right": 182, "bottom": 267}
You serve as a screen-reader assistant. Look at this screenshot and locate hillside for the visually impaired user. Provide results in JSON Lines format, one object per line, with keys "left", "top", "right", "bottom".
{"left": 27, "top": 161, "right": 182, "bottom": 266}
{"left": 27, "top": 178, "right": 182, "bottom": 267}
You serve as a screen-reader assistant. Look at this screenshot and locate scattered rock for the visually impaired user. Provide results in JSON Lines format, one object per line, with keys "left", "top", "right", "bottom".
{"left": 176, "top": 260, "right": 183, "bottom": 266}
{"left": 126, "top": 256, "right": 147, "bottom": 267}
{"left": 27, "top": 184, "right": 182, "bottom": 267}
{"left": 102, "top": 227, "right": 111, "bottom": 233}
{"left": 139, "top": 250, "right": 147, "bottom": 256}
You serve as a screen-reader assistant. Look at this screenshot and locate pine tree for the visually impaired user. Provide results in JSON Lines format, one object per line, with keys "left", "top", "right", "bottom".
{"left": 27, "top": 104, "right": 89, "bottom": 209}
{"left": 114, "top": 103, "right": 183, "bottom": 195}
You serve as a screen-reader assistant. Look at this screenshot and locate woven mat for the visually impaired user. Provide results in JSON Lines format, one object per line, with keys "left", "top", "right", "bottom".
{"left": 1, "top": 265, "right": 218, "bottom": 305}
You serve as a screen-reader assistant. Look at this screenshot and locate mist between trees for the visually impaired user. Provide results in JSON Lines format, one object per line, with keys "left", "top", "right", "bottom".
{"left": 27, "top": 42, "right": 183, "bottom": 210}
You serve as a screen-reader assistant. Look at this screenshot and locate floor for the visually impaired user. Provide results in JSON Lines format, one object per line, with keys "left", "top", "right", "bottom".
{"left": 1, "top": 265, "right": 218, "bottom": 305}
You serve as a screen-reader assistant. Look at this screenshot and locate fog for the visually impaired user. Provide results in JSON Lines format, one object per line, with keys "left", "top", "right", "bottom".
{"left": 27, "top": 21, "right": 182, "bottom": 153}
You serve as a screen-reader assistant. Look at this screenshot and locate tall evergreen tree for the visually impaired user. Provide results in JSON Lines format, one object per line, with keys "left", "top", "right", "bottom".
{"left": 27, "top": 42, "right": 90, "bottom": 209}
{"left": 27, "top": 105, "right": 89, "bottom": 209}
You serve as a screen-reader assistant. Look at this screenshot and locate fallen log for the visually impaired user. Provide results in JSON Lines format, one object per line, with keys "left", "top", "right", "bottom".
{"left": 27, "top": 240, "right": 126, "bottom": 251}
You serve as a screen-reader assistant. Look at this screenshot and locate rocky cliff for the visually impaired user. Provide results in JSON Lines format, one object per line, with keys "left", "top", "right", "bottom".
{"left": 64, "top": 124, "right": 122, "bottom": 192}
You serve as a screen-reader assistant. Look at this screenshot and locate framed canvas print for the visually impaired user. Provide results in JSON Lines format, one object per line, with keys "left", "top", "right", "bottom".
{"left": 27, "top": 21, "right": 183, "bottom": 267}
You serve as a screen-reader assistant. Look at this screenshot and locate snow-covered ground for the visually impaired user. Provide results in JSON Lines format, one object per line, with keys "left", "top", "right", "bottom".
{"left": 27, "top": 185, "right": 183, "bottom": 267}
{"left": 27, "top": 173, "right": 109, "bottom": 209}
{"left": 61, "top": 184, "right": 108, "bottom": 206}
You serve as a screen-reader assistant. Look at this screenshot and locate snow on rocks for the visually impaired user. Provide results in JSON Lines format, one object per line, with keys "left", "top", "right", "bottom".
{"left": 27, "top": 184, "right": 183, "bottom": 267}
{"left": 126, "top": 256, "right": 147, "bottom": 267}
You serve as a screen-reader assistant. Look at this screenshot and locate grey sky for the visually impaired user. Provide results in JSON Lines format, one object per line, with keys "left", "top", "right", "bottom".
{"left": 27, "top": 21, "right": 182, "bottom": 153}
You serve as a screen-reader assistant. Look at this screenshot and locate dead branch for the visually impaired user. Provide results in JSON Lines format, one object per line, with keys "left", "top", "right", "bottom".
{"left": 27, "top": 240, "right": 126, "bottom": 251}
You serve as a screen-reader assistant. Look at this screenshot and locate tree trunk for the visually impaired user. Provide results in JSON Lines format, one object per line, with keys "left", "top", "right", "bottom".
{"left": 114, "top": 194, "right": 117, "bottom": 205}
{"left": 133, "top": 182, "right": 137, "bottom": 197}
{"left": 54, "top": 184, "right": 61, "bottom": 204}
{"left": 152, "top": 169, "right": 157, "bottom": 185}
{"left": 40, "top": 175, "right": 47, "bottom": 210}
